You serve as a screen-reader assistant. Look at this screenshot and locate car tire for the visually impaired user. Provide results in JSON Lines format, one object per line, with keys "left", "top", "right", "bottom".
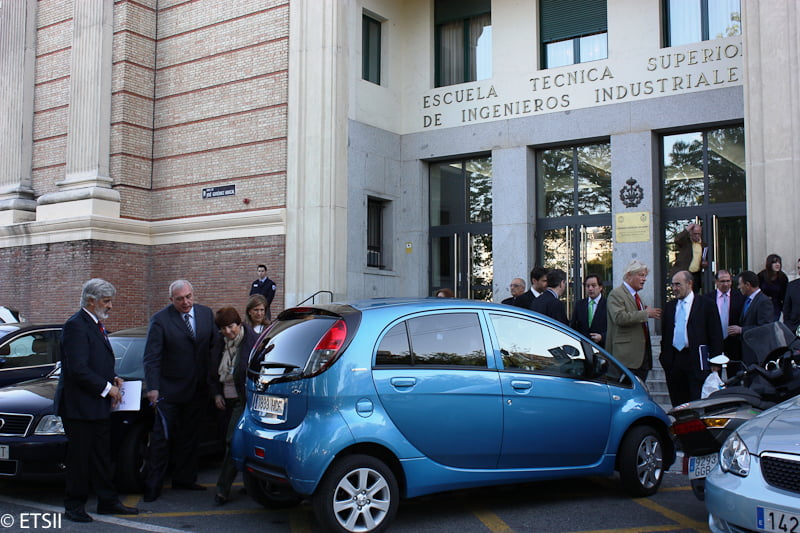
{"left": 243, "top": 470, "right": 302, "bottom": 509}
{"left": 313, "top": 454, "right": 398, "bottom": 533}
{"left": 618, "top": 426, "right": 664, "bottom": 497}
{"left": 115, "top": 422, "right": 149, "bottom": 493}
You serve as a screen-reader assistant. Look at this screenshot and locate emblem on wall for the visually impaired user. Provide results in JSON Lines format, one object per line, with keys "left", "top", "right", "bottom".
{"left": 619, "top": 177, "right": 644, "bottom": 208}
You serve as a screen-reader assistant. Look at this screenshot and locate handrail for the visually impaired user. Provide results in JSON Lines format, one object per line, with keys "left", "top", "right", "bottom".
{"left": 295, "top": 290, "right": 334, "bottom": 306}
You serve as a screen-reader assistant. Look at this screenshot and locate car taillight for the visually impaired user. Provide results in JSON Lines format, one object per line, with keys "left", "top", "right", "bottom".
{"left": 305, "top": 320, "right": 347, "bottom": 376}
{"left": 671, "top": 419, "right": 707, "bottom": 436}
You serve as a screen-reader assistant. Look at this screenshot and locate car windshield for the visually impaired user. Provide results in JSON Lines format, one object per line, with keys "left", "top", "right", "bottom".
{"left": 111, "top": 336, "right": 146, "bottom": 380}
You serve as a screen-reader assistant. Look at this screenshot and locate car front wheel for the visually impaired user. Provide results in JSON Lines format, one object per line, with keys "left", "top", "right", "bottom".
{"left": 618, "top": 426, "right": 664, "bottom": 497}
{"left": 313, "top": 454, "right": 398, "bottom": 533}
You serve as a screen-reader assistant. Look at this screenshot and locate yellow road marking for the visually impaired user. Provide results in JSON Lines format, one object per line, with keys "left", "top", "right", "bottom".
{"left": 634, "top": 498, "right": 710, "bottom": 533}
{"left": 473, "top": 507, "right": 515, "bottom": 533}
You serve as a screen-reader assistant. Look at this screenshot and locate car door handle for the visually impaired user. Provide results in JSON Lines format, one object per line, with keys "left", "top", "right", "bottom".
{"left": 390, "top": 377, "right": 416, "bottom": 389}
{"left": 510, "top": 380, "right": 532, "bottom": 391}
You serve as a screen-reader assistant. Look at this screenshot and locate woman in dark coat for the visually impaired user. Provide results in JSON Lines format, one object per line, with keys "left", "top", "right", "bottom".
{"left": 209, "top": 307, "right": 257, "bottom": 505}
{"left": 758, "top": 253, "right": 788, "bottom": 320}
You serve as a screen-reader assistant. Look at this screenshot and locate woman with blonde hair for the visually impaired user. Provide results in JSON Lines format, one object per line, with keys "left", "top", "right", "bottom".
{"left": 244, "top": 294, "right": 270, "bottom": 334}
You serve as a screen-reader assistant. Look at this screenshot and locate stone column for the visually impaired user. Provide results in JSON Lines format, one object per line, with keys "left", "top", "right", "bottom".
{"left": 284, "top": 0, "right": 349, "bottom": 305}
{"left": 37, "top": 0, "right": 120, "bottom": 221}
{"left": 610, "top": 131, "right": 659, "bottom": 306}
{"left": 0, "top": 0, "right": 38, "bottom": 224}
{"left": 741, "top": 2, "right": 800, "bottom": 272}
{"left": 492, "top": 146, "right": 536, "bottom": 302}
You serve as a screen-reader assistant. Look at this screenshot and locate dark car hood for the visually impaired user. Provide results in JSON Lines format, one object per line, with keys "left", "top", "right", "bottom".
{"left": 0, "top": 377, "right": 57, "bottom": 415}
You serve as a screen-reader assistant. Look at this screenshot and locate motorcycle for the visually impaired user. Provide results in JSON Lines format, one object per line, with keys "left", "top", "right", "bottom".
{"left": 668, "top": 321, "right": 800, "bottom": 500}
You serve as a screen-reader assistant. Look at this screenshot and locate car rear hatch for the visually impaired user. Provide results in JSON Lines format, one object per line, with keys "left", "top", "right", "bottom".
{"left": 246, "top": 305, "right": 361, "bottom": 430}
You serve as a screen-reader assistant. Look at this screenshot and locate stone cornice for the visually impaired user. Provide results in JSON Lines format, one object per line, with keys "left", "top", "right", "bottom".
{"left": 0, "top": 209, "right": 286, "bottom": 248}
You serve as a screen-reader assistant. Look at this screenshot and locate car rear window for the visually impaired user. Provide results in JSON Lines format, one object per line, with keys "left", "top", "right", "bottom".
{"left": 249, "top": 316, "right": 339, "bottom": 374}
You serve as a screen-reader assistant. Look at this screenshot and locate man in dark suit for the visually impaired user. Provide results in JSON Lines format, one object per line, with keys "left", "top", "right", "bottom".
{"left": 782, "top": 258, "right": 800, "bottom": 333}
{"left": 143, "top": 280, "right": 221, "bottom": 502}
{"left": 57, "top": 279, "right": 138, "bottom": 522}
{"left": 670, "top": 222, "right": 708, "bottom": 291}
{"left": 249, "top": 264, "right": 277, "bottom": 320}
{"left": 660, "top": 271, "right": 723, "bottom": 406}
{"left": 528, "top": 265, "right": 549, "bottom": 301}
{"left": 501, "top": 278, "right": 534, "bottom": 308}
{"left": 704, "top": 269, "right": 745, "bottom": 361}
{"left": 570, "top": 274, "right": 607, "bottom": 347}
{"left": 530, "top": 269, "right": 568, "bottom": 325}
{"left": 728, "top": 270, "right": 776, "bottom": 365}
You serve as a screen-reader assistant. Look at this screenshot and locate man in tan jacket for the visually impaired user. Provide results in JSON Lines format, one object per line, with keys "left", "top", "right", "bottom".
{"left": 606, "top": 260, "right": 662, "bottom": 381}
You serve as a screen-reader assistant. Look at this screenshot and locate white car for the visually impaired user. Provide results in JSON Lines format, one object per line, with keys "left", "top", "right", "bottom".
{"left": 705, "top": 395, "right": 800, "bottom": 533}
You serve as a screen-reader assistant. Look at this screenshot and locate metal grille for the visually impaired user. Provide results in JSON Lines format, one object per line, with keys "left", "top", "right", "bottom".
{"left": 0, "top": 413, "right": 33, "bottom": 436}
{"left": 761, "top": 452, "right": 800, "bottom": 494}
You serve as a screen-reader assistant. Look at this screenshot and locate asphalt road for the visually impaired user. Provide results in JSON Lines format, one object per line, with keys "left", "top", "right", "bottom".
{"left": 0, "top": 458, "right": 709, "bottom": 533}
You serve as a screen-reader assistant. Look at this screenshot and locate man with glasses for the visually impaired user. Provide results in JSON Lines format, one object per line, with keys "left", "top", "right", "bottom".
{"left": 660, "top": 271, "right": 723, "bottom": 406}
{"left": 502, "top": 278, "right": 534, "bottom": 309}
{"left": 704, "top": 269, "right": 744, "bottom": 361}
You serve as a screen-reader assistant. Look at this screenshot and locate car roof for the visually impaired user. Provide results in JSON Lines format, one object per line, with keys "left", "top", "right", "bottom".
{"left": 0, "top": 323, "right": 62, "bottom": 336}
{"left": 109, "top": 326, "right": 149, "bottom": 338}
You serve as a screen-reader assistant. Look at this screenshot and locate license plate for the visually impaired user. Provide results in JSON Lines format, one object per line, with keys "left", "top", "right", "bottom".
{"left": 253, "top": 394, "right": 286, "bottom": 418}
{"left": 0, "top": 445, "right": 8, "bottom": 460}
{"left": 688, "top": 453, "right": 718, "bottom": 479}
{"left": 758, "top": 506, "right": 800, "bottom": 533}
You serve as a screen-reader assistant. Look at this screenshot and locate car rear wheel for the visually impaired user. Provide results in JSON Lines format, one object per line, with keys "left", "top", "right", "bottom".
{"left": 313, "top": 454, "right": 398, "bottom": 533}
{"left": 243, "top": 470, "right": 302, "bottom": 509}
{"left": 115, "top": 422, "right": 149, "bottom": 493}
{"left": 618, "top": 426, "right": 664, "bottom": 497}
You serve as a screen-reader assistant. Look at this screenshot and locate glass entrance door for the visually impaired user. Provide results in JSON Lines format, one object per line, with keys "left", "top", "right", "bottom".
{"left": 541, "top": 224, "right": 612, "bottom": 317}
{"left": 431, "top": 232, "right": 493, "bottom": 300}
{"left": 430, "top": 157, "right": 493, "bottom": 300}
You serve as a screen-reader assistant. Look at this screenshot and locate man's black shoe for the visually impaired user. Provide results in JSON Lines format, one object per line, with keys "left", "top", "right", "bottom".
{"left": 64, "top": 509, "right": 93, "bottom": 523}
{"left": 97, "top": 502, "right": 139, "bottom": 515}
{"left": 172, "top": 482, "right": 207, "bottom": 491}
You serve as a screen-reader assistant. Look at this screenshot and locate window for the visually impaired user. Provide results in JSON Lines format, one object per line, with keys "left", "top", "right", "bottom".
{"left": 375, "top": 313, "right": 487, "bottom": 367}
{"left": 0, "top": 330, "right": 59, "bottom": 369}
{"left": 537, "top": 143, "right": 611, "bottom": 218}
{"left": 665, "top": 0, "right": 741, "bottom": 47}
{"left": 662, "top": 126, "right": 745, "bottom": 208}
{"left": 362, "top": 13, "right": 381, "bottom": 84}
{"left": 435, "top": 0, "right": 491, "bottom": 87}
{"left": 540, "top": 0, "right": 607, "bottom": 69}
{"left": 367, "top": 197, "right": 386, "bottom": 268}
{"left": 490, "top": 314, "right": 586, "bottom": 377}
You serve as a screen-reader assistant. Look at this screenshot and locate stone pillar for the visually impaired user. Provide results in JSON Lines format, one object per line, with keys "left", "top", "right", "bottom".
{"left": 742, "top": 2, "right": 800, "bottom": 273}
{"left": 0, "top": 0, "right": 38, "bottom": 224}
{"left": 611, "top": 131, "right": 659, "bottom": 307}
{"left": 37, "top": 0, "right": 120, "bottom": 221}
{"left": 284, "top": 0, "right": 349, "bottom": 305}
{"left": 492, "top": 146, "right": 535, "bottom": 301}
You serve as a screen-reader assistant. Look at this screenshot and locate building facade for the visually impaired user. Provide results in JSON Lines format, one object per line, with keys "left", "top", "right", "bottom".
{"left": 1, "top": 0, "right": 798, "bottom": 329}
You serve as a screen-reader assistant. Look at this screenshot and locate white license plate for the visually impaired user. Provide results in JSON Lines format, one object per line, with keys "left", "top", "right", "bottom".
{"left": 0, "top": 445, "right": 8, "bottom": 460}
{"left": 253, "top": 394, "right": 286, "bottom": 418}
{"left": 688, "top": 453, "right": 718, "bottom": 479}
{"left": 758, "top": 506, "right": 800, "bottom": 533}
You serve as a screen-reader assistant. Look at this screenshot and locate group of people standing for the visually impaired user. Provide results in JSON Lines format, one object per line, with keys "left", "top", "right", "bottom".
{"left": 500, "top": 223, "right": 799, "bottom": 410}
{"left": 57, "top": 265, "right": 278, "bottom": 522}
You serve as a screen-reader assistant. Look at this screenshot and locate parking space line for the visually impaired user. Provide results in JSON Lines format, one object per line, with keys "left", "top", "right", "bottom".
{"left": 634, "top": 498, "right": 710, "bottom": 532}
{"left": 0, "top": 494, "right": 189, "bottom": 533}
{"left": 473, "top": 507, "right": 515, "bottom": 533}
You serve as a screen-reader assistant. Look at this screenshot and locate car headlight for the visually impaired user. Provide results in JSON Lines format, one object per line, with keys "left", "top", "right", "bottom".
{"left": 720, "top": 432, "right": 750, "bottom": 476}
{"left": 34, "top": 415, "right": 64, "bottom": 435}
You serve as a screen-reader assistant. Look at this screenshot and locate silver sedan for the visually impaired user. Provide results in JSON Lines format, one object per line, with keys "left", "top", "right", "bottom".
{"left": 705, "top": 395, "right": 800, "bottom": 533}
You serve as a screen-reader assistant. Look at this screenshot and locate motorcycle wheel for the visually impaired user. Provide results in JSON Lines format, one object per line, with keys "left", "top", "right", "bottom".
{"left": 618, "top": 426, "right": 664, "bottom": 497}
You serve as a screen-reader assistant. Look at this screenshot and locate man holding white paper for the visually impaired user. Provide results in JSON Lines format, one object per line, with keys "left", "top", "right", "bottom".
{"left": 56, "top": 279, "right": 139, "bottom": 522}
